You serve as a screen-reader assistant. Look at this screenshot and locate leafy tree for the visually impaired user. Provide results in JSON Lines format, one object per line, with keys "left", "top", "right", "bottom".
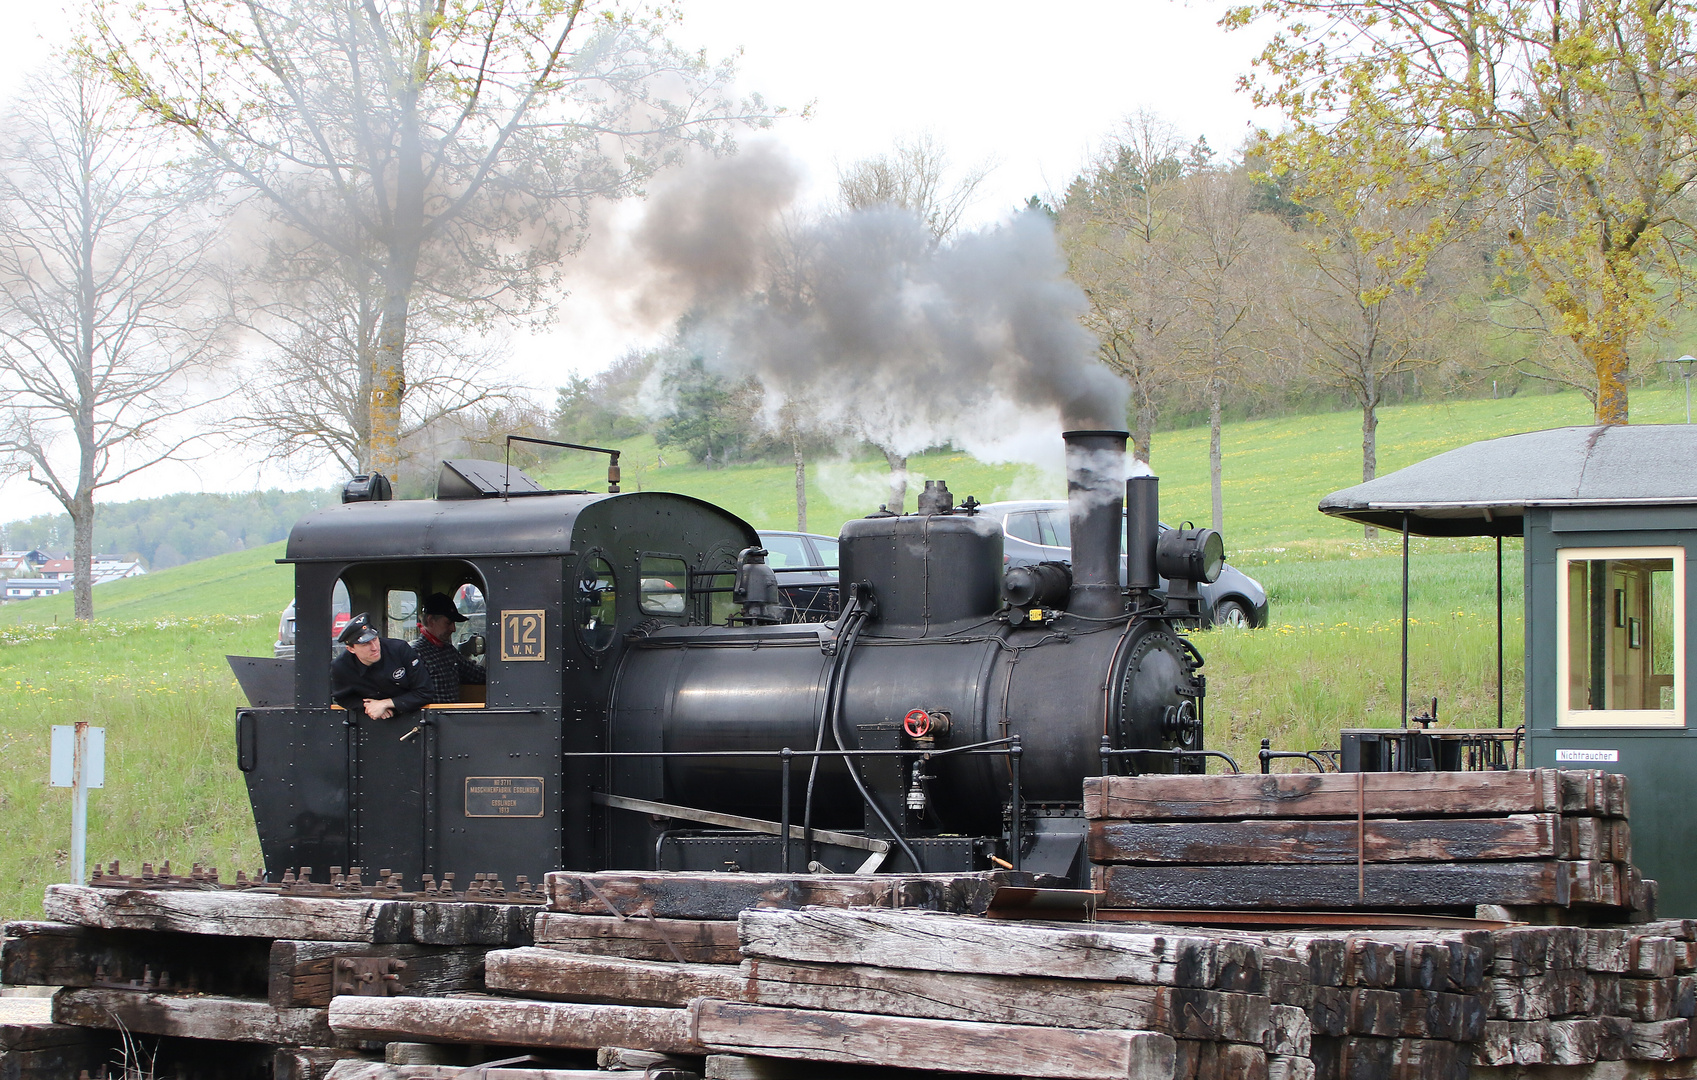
{"left": 553, "top": 352, "right": 655, "bottom": 446}
{"left": 91, "top": 0, "right": 765, "bottom": 478}
{"left": 0, "top": 67, "right": 228, "bottom": 619}
{"left": 1232, "top": 0, "right": 1697, "bottom": 423}
{"left": 653, "top": 355, "right": 758, "bottom": 465}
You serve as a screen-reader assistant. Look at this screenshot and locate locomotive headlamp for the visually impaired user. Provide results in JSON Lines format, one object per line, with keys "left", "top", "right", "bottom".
{"left": 1156, "top": 526, "right": 1225, "bottom": 584}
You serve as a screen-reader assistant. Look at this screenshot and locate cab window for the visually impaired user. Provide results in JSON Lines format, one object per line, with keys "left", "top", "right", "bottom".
{"left": 577, "top": 556, "right": 617, "bottom": 651}
{"left": 1558, "top": 547, "right": 1684, "bottom": 727}
{"left": 334, "top": 560, "right": 489, "bottom": 706}
{"left": 639, "top": 555, "right": 689, "bottom": 616}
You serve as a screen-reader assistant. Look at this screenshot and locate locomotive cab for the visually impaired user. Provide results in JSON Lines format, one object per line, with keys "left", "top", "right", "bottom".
{"left": 233, "top": 459, "right": 758, "bottom": 887}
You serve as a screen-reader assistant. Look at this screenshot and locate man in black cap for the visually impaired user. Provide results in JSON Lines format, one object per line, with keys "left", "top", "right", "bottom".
{"left": 416, "top": 592, "right": 487, "bottom": 703}
{"left": 330, "top": 613, "right": 431, "bottom": 719}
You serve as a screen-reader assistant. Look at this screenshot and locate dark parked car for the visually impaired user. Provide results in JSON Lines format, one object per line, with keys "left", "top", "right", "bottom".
{"left": 757, "top": 530, "right": 839, "bottom": 622}
{"left": 975, "top": 500, "right": 1269, "bottom": 628}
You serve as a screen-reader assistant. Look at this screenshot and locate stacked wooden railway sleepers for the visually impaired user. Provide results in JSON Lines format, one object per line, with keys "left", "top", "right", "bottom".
{"left": 1085, "top": 768, "right": 1651, "bottom": 919}
{"left": 0, "top": 871, "right": 1042, "bottom": 1080}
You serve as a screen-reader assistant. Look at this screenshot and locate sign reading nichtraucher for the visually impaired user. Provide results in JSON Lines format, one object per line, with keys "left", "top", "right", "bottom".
{"left": 464, "top": 776, "right": 545, "bottom": 818}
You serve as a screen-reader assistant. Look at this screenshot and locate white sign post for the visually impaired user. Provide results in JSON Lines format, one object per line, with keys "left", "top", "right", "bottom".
{"left": 50, "top": 722, "right": 105, "bottom": 884}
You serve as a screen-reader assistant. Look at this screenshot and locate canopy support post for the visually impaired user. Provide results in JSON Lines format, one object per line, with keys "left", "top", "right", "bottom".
{"left": 1401, "top": 513, "right": 1410, "bottom": 741}
{"left": 1497, "top": 534, "right": 1505, "bottom": 730}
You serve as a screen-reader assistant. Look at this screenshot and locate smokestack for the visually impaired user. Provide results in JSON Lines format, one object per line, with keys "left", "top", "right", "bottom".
{"left": 1125, "top": 475, "right": 1159, "bottom": 594}
{"left": 1063, "top": 430, "right": 1128, "bottom": 619}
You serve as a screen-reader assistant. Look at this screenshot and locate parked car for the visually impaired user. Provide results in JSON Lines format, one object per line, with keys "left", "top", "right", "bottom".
{"left": 273, "top": 582, "right": 352, "bottom": 660}
{"left": 756, "top": 530, "right": 840, "bottom": 622}
{"left": 974, "top": 500, "right": 1269, "bottom": 628}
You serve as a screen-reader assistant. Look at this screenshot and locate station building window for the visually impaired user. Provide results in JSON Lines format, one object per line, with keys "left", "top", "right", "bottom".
{"left": 1557, "top": 547, "right": 1685, "bottom": 727}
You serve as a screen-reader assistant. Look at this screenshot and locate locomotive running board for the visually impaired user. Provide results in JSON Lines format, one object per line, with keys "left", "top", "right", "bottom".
{"left": 593, "top": 792, "right": 891, "bottom": 872}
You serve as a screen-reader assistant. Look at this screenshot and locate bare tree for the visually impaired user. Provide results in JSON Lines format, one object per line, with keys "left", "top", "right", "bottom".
{"left": 1286, "top": 192, "right": 1456, "bottom": 499}
{"left": 229, "top": 236, "right": 515, "bottom": 480}
{"left": 92, "top": 0, "right": 764, "bottom": 480}
{"left": 1059, "top": 113, "right": 1187, "bottom": 463}
{"left": 839, "top": 134, "right": 992, "bottom": 245}
{"left": 838, "top": 134, "right": 991, "bottom": 510}
{"left": 1170, "top": 153, "right": 1269, "bottom": 534}
{"left": 0, "top": 67, "right": 228, "bottom": 619}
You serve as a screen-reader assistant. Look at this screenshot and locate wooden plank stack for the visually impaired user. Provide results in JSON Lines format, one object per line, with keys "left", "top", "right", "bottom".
{"left": 11, "top": 875, "right": 1697, "bottom": 1079}
{"left": 1084, "top": 769, "right": 1650, "bottom": 917}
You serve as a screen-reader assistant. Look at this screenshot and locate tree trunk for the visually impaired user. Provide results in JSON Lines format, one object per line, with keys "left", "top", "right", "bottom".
{"left": 1132, "top": 400, "right": 1155, "bottom": 465}
{"left": 883, "top": 448, "right": 908, "bottom": 514}
{"left": 71, "top": 490, "right": 95, "bottom": 621}
{"left": 1209, "top": 382, "right": 1223, "bottom": 534}
{"left": 1586, "top": 333, "right": 1630, "bottom": 425}
{"left": 1362, "top": 375, "right": 1379, "bottom": 541}
{"left": 793, "top": 430, "right": 807, "bottom": 532}
{"left": 370, "top": 288, "right": 408, "bottom": 480}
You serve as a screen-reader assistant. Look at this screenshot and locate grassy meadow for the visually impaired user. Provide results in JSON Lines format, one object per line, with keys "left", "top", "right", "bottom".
{"left": 0, "top": 386, "right": 1684, "bottom": 919}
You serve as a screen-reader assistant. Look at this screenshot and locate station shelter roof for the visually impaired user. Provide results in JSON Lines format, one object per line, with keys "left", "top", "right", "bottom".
{"left": 1319, "top": 425, "right": 1697, "bottom": 538}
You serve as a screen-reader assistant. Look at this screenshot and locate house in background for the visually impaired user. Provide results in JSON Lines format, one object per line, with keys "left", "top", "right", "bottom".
{"left": 4, "top": 578, "right": 69, "bottom": 600}
{"left": 33, "top": 556, "right": 148, "bottom": 584}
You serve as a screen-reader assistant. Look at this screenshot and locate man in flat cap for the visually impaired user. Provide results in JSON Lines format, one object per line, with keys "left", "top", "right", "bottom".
{"left": 330, "top": 613, "right": 431, "bottom": 719}
{"left": 415, "top": 591, "right": 487, "bottom": 704}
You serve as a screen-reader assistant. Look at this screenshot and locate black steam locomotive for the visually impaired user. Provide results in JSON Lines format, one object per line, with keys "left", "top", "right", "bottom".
{"left": 230, "top": 431, "right": 1220, "bottom": 887}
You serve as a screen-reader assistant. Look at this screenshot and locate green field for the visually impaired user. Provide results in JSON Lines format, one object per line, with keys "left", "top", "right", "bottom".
{"left": 0, "top": 386, "right": 1682, "bottom": 920}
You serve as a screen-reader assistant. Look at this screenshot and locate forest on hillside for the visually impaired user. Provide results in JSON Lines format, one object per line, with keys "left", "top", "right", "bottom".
{"left": 0, "top": 488, "right": 338, "bottom": 569}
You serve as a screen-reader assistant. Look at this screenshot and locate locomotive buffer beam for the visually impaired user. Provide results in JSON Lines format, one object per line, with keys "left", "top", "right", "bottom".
{"left": 593, "top": 793, "right": 891, "bottom": 873}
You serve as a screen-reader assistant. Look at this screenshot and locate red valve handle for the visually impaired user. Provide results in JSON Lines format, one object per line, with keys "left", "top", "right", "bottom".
{"left": 903, "top": 708, "right": 932, "bottom": 738}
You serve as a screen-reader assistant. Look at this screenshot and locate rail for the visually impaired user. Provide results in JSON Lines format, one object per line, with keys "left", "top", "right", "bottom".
{"left": 562, "top": 736, "right": 1024, "bottom": 874}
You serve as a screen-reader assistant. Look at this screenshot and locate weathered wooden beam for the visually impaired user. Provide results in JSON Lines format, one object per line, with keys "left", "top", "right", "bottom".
{"left": 1489, "top": 971, "right": 1622, "bottom": 1021}
{"left": 1092, "top": 861, "right": 1576, "bottom": 909}
{"left": 327, "top": 994, "right": 702, "bottom": 1055}
{"left": 1172, "top": 1039, "right": 1267, "bottom": 1080}
{"left": 544, "top": 871, "right": 1023, "bottom": 920}
{"left": 1266, "top": 1004, "right": 1311, "bottom": 1058}
{"left": 1089, "top": 814, "right": 1563, "bottom": 865}
{"left": 0, "top": 1021, "right": 112, "bottom": 1080}
{"left": 272, "top": 1046, "right": 368, "bottom": 1080}
{"left": 737, "top": 907, "right": 1261, "bottom": 991}
{"left": 1265, "top": 1054, "right": 1315, "bottom": 1080}
{"left": 1082, "top": 770, "right": 1562, "bottom": 820}
{"left": 1476, "top": 1018, "right": 1633, "bottom": 1067}
{"left": 3, "top": 920, "right": 270, "bottom": 995}
{"left": 323, "top": 1065, "right": 697, "bottom": 1080}
{"left": 692, "top": 999, "right": 1177, "bottom": 1080}
{"left": 43, "top": 885, "right": 405, "bottom": 942}
{"left": 735, "top": 957, "right": 1269, "bottom": 1042}
{"left": 703, "top": 1055, "right": 988, "bottom": 1080}
{"left": 52, "top": 987, "right": 335, "bottom": 1047}
{"left": 484, "top": 947, "right": 745, "bottom": 1006}
{"left": 1309, "top": 1034, "right": 1469, "bottom": 1080}
{"left": 532, "top": 913, "right": 742, "bottom": 965}
{"left": 268, "top": 941, "right": 491, "bottom": 1008}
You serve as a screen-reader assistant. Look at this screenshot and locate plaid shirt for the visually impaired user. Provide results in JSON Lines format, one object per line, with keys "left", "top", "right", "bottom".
{"left": 415, "top": 632, "right": 487, "bottom": 703}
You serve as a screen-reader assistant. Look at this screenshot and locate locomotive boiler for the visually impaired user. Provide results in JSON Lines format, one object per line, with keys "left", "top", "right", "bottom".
{"left": 232, "top": 430, "right": 1217, "bottom": 887}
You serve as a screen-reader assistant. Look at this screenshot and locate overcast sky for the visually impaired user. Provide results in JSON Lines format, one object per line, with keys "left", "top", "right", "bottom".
{"left": 0, "top": 0, "right": 1276, "bottom": 524}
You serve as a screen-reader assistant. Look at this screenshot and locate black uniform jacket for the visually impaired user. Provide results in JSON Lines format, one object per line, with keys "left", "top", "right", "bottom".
{"left": 330, "top": 637, "right": 432, "bottom": 715}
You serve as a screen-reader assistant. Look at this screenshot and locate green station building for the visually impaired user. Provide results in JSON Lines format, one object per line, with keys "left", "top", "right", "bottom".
{"left": 1321, "top": 424, "right": 1697, "bottom": 916}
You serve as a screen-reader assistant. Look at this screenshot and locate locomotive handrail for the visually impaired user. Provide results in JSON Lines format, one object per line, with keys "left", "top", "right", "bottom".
{"left": 1097, "top": 745, "right": 1241, "bottom": 774}
{"left": 1258, "top": 739, "right": 1333, "bottom": 774}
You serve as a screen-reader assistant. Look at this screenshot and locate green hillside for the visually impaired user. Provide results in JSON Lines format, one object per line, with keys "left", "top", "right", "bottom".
{"left": 0, "top": 541, "right": 292, "bottom": 626}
